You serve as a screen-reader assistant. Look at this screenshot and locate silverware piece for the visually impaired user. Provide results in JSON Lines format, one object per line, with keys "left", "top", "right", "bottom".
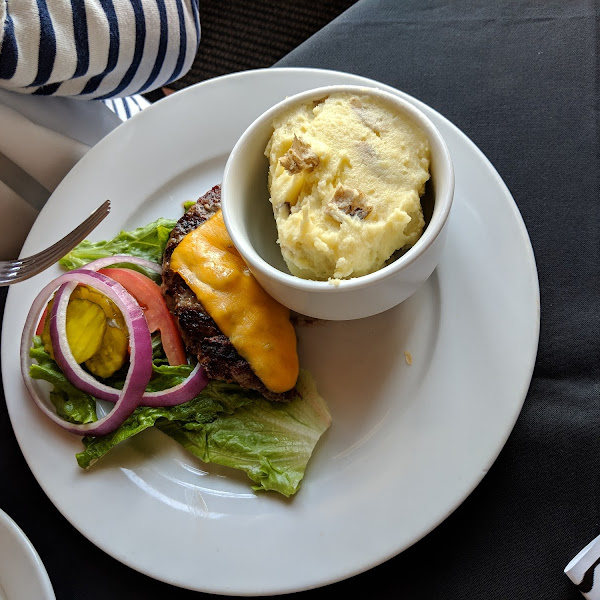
{"left": 0, "top": 151, "right": 51, "bottom": 210}
{"left": 0, "top": 200, "right": 111, "bottom": 286}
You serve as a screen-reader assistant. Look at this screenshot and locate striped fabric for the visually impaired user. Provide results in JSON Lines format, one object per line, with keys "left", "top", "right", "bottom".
{"left": 0, "top": 0, "right": 200, "bottom": 99}
{"left": 104, "top": 94, "right": 151, "bottom": 121}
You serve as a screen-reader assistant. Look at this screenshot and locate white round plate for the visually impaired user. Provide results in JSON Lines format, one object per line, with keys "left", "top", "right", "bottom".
{"left": 1, "top": 68, "right": 540, "bottom": 595}
{"left": 0, "top": 509, "right": 55, "bottom": 600}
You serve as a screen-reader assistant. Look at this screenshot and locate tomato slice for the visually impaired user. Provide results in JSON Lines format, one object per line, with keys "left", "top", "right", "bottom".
{"left": 36, "top": 305, "right": 49, "bottom": 336}
{"left": 98, "top": 267, "right": 187, "bottom": 366}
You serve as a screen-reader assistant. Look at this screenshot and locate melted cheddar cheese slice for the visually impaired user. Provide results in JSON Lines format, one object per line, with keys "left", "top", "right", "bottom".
{"left": 170, "top": 209, "right": 299, "bottom": 393}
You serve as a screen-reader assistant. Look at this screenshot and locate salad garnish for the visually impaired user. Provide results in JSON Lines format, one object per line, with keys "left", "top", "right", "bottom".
{"left": 21, "top": 216, "right": 331, "bottom": 497}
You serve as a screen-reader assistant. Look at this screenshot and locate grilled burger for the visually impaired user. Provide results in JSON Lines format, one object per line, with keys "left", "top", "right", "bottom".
{"left": 161, "top": 184, "right": 299, "bottom": 402}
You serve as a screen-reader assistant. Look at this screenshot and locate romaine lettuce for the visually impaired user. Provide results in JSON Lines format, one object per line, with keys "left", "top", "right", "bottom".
{"left": 29, "top": 337, "right": 330, "bottom": 497}
{"left": 59, "top": 217, "right": 177, "bottom": 270}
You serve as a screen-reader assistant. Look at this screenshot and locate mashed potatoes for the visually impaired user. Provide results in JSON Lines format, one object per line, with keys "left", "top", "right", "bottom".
{"left": 265, "top": 91, "right": 431, "bottom": 281}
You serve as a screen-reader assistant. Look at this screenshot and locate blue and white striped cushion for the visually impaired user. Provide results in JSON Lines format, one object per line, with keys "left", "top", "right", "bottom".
{"left": 0, "top": 0, "right": 200, "bottom": 99}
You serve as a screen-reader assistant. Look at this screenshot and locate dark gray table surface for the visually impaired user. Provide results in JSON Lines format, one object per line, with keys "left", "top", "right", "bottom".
{"left": 1, "top": 1, "right": 597, "bottom": 598}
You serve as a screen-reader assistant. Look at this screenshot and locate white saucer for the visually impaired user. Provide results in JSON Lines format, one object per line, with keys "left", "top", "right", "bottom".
{"left": 0, "top": 509, "right": 55, "bottom": 600}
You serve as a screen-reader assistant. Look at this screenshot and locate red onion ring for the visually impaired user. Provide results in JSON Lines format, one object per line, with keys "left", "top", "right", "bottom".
{"left": 139, "top": 363, "right": 208, "bottom": 407}
{"left": 77, "top": 255, "right": 162, "bottom": 274}
{"left": 21, "top": 270, "right": 152, "bottom": 436}
{"left": 50, "top": 267, "right": 207, "bottom": 406}
{"left": 35, "top": 256, "right": 160, "bottom": 341}
{"left": 80, "top": 259, "right": 207, "bottom": 401}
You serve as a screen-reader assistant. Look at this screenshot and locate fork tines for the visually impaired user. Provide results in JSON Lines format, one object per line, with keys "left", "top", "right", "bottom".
{"left": 0, "top": 200, "right": 111, "bottom": 286}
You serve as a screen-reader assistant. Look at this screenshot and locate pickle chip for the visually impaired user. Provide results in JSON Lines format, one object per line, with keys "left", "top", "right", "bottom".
{"left": 41, "top": 286, "right": 129, "bottom": 377}
{"left": 41, "top": 297, "right": 107, "bottom": 363}
{"left": 85, "top": 324, "right": 129, "bottom": 378}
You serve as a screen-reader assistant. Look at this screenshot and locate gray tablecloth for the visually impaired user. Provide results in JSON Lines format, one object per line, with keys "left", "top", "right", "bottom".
{"left": 0, "top": 1, "right": 596, "bottom": 598}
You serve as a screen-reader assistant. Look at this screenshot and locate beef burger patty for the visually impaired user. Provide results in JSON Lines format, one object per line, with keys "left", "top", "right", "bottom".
{"left": 161, "top": 184, "right": 298, "bottom": 402}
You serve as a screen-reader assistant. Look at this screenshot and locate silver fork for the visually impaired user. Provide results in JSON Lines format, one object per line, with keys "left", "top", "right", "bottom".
{"left": 0, "top": 200, "right": 111, "bottom": 286}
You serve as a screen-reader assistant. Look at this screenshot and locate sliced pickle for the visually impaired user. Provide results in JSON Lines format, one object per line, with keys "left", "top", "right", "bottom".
{"left": 74, "top": 286, "right": 122, "bottom": 322}
{"left": 42, "top": 297, "right": 106, "bottom": 363}
{"left": 80, "top": 287, "right": 130, "bottom": 378}
{"left": 85, "top": 324, "right": 129, "bottom": 378}
{"left": 41, "top": 286, "right": 130, "bottom": 377}
{"left": 68, "top": 298, "right": 108, "bottom": 362}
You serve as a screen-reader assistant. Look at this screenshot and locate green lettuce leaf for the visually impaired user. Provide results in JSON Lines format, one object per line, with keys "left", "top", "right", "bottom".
{"left": 75, "top": 380, "right": 259, "bottom": 469}
{"left": 29, "top": 337, "right": 97, "bottom": 424}
{"left": 75, "top": 371, "right": 330, "bottom": 497}
{"left": 157, "top": 370, "right": 331, "bottom": 497}
{"left": 58, "top": 217, "right": 177, "bottom": 270}
{"left": 29, "top": 337, "right": 331, "bottom": 496}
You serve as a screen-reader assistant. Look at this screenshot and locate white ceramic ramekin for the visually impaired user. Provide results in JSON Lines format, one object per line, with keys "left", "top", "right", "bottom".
{"left": 222, "top": 84, "right": 454, "bottom": 320}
